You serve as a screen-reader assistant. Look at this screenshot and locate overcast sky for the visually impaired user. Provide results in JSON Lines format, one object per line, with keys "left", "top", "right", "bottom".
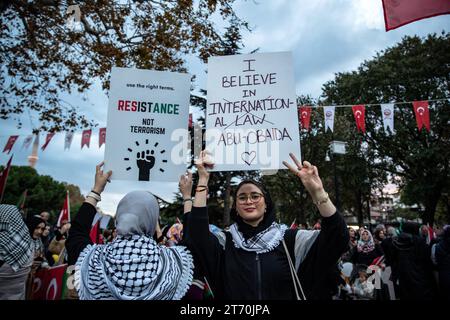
{"left": 1, "top": 0, "right": 449, "bottom": 215}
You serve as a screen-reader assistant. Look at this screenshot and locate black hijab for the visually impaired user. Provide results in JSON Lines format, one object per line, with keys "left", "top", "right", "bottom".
{"left": 26, "top": 215, "right": 45, "bottom": 238}
{"left": 229, "top": 180, "right": 276, "bottom": 240}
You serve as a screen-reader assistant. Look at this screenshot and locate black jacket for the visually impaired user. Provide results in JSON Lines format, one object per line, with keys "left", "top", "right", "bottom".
{"left": 66, "top": 203, "right": 96, "bottom": 265}
{"left": 183, "top": 206, "right": 349, "bottom": 300}
{"left": 382, "top": 234, "right": 437, "bottom": 300}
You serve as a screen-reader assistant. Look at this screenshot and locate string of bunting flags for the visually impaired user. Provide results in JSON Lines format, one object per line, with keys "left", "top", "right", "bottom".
{"left": 1, "top": 99, "right": 448, "bottom": 154}
{"left": 1, "top": 114, "right": 194, "bottom": 154}
{"left": 298, "top": 98, "right": 449, "bottom": 133}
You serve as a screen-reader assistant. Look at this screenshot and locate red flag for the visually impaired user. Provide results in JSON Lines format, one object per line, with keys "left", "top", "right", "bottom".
{"left": 352, "top": 105, "right": 366, "bottom": 133}
{"left": 41, "top": 133, "right": 55, "bottom": 151}
{"left": 31, "top": 264, "right": 67, "bottom": 300}
{"left": 81, "top": 129, "right": 92, "bottom": 149}
{"left": 382, "top": 0, "right": 450, "bottom": 31}
{"left": 412, "top": 100, "right": 430, "bottom": 132}
{"left": 290, "top": 219, "right": 298, "bottom": 230}
{"left": 99, "top": 128, "right": 106, "bottom": 148}
{"left": 188, "top": 113, "right": 193, "bottom": 129}
{"left": 0, "top": 154, "right": 13, "bottom": 203}
{"left": 56, "top": 191, "right": 70, "bottom": 227}
{"left": 298, "top": 106, "right": 312, "bottom": 130}
{"left": 3, "top": 135, "right": 19, "bottom": 154}
{"left": 90, "top": 220, "right": 103, "bottom": 244}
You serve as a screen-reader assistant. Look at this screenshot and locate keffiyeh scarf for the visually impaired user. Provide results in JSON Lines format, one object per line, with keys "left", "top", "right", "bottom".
{"left": 74, "top": 234, "right": 193, "bottom": 300}
{"left": 0, "top": 205, "right": 33, "bottom": 271}
{"left": 229, "top": 222, "right": 288, "bottom": 254}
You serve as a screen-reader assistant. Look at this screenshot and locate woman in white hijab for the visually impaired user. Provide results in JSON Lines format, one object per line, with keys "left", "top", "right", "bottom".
{"left": 66, "top": 162, "right": 193, "bottom": 300}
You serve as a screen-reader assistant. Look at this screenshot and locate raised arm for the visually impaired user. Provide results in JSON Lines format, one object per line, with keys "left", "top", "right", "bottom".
{"left": 66, "top": 162, "right": 112, "bottom": 265}
{"left": 283, "top": 153, "right": 336, "bottom": 217}
{"left": 179, "top": 170, "right": 193, "bottom": 214}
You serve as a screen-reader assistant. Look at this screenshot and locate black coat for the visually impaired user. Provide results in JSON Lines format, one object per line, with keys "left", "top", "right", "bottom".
{"left": 382, "top": 234, "right": 437, "bottom": 300}
{"left": 183, "top": 206, "right": 349, "bottom": 300}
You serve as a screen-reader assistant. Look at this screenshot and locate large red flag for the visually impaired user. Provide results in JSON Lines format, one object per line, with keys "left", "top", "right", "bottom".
{"left": 382, "top": 0, "right": 450, "bottom": 31}
{"left": 99, "top": 127, "right": 106, "bottom": 148}
{"left": 31, "top": 264, "right": 67, "bottom": 300}
{"left": 81, "top": 129, "right": 92, "bottom": 149}
{"left": 412, "top": 100, "right": 430, "bottom": 132}
{"left": 352, "top": 105, "right": 366, "bottom": 133}
{"left": 0, "top": 154, "right": 13, "bottom": 203}
{"left": 41, "top": 132, "right": 55, "bottom": 151}
{"left": 3, "top": 135, "right": 19, "bottom": 154}
{"left": 298, "top": 106, "right": 312, "bottom": 130}
{"left": 56, "top": 191, "right": 70, "bottom": 227}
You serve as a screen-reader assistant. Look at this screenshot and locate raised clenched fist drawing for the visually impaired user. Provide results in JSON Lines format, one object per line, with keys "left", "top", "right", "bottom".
{"left": 136, "top": 150, "right": 155, "bottom": 181}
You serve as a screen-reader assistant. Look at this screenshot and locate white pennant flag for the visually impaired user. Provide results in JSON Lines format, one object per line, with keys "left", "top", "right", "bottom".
{"left": 380, "top": 103, "right": 395, "bottom": 134}
{"left": 323, "top": 106, "right": 335, "bottom": 132}
{"left": 64, "top": 131, "right": 74, "bottom": 150}
{"left": 22, "top": 135, "right": 34, "bottom": 150}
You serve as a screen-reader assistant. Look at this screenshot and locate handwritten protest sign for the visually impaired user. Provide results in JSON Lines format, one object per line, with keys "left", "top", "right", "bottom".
{"left": 205, "top": 52, "right": 301, "bottom": 171}
{"left": 104, "top": 67, "right": 190, "bottom": 182}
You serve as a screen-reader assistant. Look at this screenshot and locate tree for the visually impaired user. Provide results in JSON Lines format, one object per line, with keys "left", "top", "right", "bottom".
{"left": 1, "top": 0, "right": 248, "bottom": 132}
{"left": 0, "top": 165, "right": 84, "bottom": 223}
{"left": 322, "top": 33, "right": 450, "bottom": 226}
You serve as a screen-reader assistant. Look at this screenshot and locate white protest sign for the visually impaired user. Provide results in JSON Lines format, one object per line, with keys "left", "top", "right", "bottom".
{"left": 104, "top": 67, "right": 190, "bottom": 182}
{"left": 205, "top": 52, "right": 301, "bottom": 171}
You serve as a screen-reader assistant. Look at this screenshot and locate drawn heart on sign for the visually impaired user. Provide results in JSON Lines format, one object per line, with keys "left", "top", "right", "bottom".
{"left": 241, "top": 151, "right": 256, "bottom": 166}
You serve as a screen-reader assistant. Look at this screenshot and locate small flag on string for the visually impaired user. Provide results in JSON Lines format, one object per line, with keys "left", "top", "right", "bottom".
{"left": 41, "top": 132, "right": 55, "bottom": 151}
{"left": 99, "top": 128, "right": 106, "bottom": 148}
{"left": 352, "top": 105, "right": 366, "bottom": 133}
{"left": 81, "top": 129, "right": 92, "bottom": 149}
{"left": 22, "top": 135, "right": 34, "bottom": 150}
{"left": 380, "top": 103, "right": 395, "bottom": 134}
{"left": 298, "top": 106, "right": 312, "bottom": 130}
{"left": 412, "top": 100, "right": 430, "bottom": 132}
{"left": 3, "top": 135, "right": 19, "bottom": 154}
{"left": 64, "top": 131, "right": 74, "bottom": 150}
{"left": 323, "top": 106, "right": 335, "bottom": 132}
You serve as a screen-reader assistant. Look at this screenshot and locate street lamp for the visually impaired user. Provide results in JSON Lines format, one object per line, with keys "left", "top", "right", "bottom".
{"left": 325, "top": 141, "right": 346, "bottom": 213}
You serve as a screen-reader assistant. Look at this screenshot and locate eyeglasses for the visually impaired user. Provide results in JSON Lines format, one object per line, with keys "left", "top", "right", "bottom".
{"left": 237, "top": 192, "right": 264, "bottom": 204}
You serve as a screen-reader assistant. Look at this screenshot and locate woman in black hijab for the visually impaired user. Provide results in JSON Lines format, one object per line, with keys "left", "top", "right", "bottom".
{"left": 182, "top": 151, "right": 349, "bottom": 300}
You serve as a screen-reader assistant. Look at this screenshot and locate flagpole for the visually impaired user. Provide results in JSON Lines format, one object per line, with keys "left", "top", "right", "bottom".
{"left": 0, "top": 154, "right": 13, "bottom": 203}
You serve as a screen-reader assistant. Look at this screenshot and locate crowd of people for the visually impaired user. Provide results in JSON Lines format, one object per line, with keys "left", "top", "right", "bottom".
{"left": 1, "top": 151, "right": 449, "bottom": 300}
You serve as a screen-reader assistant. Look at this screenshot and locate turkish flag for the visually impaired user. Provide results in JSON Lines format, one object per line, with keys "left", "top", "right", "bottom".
{"left": 99, "top": 127, "right": 106, "bottom": 148}
{"left": 56, "top": 191, "right": 70, "bottom": 227}
{"left": 352, "top": 105, "right": 366, "bottom": 133}
{"left": 3, "top": 135, "right": 19, "bottom": 154}
{"left": 81, "top": 129, "right": 92, "bottom": 149}
{"left": 31, "top": 264, "right": 67, "bottom": 300}
{"left": 298, "top": 106, "right": 312, "bottom": 130}
{"left": 0, "top": 154, "right": 13, "bottom": 203}
{"left": 412, "top": 100, "right": 430, "bottom": 131}
{"left": 382, "top": 0, "right": 450, "bottom": 31}
{"left": 41, "top": 132, "right": 55, "bottom": 151}
{"left": 90, "top": 220, "right": 103, "bottom": 244}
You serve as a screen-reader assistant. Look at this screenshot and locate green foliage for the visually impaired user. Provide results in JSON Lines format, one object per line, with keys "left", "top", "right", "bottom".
{"left": 1, "top": 0, "right": 248, "bottom": 132}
